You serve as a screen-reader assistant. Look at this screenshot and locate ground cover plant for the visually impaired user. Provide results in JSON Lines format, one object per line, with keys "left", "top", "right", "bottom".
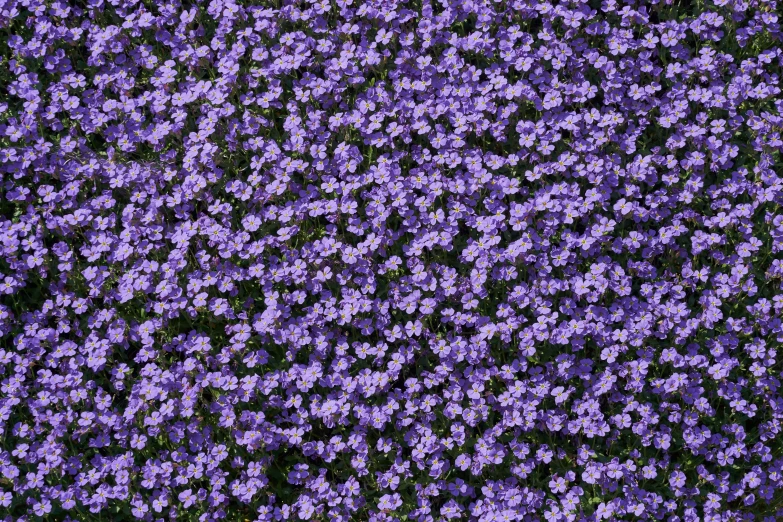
{"left": 1, "top": 0, "right": 783, "bottom": 520}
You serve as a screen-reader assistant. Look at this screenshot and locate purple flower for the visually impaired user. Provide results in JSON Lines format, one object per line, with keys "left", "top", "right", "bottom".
{"left": 0, "top": 0, "right": 782, "bottom": 520}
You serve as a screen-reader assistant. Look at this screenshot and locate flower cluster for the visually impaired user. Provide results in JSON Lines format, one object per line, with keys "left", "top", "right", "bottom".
{"left": 1, "top": 0, "right": 783, "bottom": 520}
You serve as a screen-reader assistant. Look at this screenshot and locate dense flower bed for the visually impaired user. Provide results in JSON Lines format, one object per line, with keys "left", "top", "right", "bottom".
{"left": 1, "top": 0, "right": 783, "bottom": 520}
